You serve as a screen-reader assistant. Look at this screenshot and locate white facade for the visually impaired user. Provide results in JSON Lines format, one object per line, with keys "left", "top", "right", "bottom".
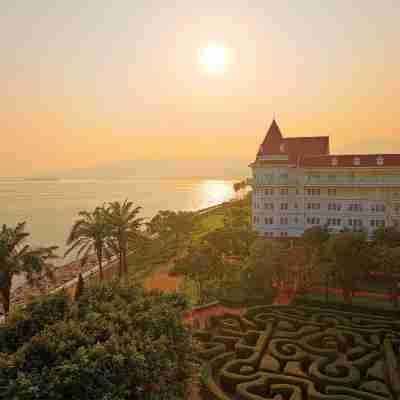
{"left": 250, "top": 122, "right": 400, "bottom": 238}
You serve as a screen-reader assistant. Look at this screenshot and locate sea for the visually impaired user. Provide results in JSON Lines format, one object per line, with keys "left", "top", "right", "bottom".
{"left": 1, "top": 178, "right": 236, "bottom": 267}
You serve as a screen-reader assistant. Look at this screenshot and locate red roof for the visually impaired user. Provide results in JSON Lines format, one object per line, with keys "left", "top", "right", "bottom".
{"left": 301, "top": 154, "right": 400, "bottom": 168}
{"left": 256, "top": 120, "right": 329, "bottom": 164}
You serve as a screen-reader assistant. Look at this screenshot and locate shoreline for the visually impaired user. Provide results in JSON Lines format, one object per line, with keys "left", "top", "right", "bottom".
{"left": 7, "top": 199, "right": 240, "bottom": 314}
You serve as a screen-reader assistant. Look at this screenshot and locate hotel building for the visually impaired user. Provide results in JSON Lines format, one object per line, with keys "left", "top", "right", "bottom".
{"left": 250, "top": 120, "right": 400, "bottom": 238}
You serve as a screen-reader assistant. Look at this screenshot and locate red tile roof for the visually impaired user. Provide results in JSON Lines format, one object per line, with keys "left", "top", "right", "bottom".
{"left": 254, "top": 121, "right": 400, "bottom": 168}
{"left": 256, "top": 120, "right": 329, "bottom": 164}
{"left": 301, "top": 154, "right": 400, "bottom": 168}
{"left": 258, "top": 119, "right": 283, "bottom": 155}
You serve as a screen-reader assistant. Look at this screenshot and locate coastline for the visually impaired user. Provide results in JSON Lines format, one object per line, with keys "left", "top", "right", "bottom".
{"left": 7, "top": 199, "right": 238, "bottom": 314}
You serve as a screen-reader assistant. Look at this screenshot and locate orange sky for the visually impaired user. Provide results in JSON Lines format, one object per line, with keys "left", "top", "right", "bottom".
{"left": 1, "top": 1, "right": 400, "bottom": 176}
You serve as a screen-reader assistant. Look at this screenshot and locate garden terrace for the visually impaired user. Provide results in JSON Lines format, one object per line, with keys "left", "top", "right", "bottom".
{"left": 194, "top": 304, "right": 400, "bottom": 400}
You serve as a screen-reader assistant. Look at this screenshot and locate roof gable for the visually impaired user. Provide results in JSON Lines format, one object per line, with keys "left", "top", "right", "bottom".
{"left": 256, "top": 120, "right": 329, "bottom": 164}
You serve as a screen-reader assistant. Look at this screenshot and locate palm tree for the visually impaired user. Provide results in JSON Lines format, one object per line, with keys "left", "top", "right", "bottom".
{"left": 65, "top": 207, "right": 110, "bottom": 281}
{"left": 105, "top": 200, "right": 144, "bottom": 279}
{"left": 0, "top": 222, "right": 58, "bottom": 317}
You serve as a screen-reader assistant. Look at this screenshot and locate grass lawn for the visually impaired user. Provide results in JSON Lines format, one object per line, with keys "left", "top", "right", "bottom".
{"left": 190, "top": 212, "right": 225, "bottom": 245}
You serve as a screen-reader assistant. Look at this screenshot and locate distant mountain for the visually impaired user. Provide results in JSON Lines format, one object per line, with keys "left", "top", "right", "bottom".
{"left": 57, "top": 159, "right": 250, "bottom": 180}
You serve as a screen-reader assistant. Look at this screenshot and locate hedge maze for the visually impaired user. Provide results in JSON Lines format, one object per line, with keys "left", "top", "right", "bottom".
{"left": 193, "top": 305, "right": 400, "bottom": 400}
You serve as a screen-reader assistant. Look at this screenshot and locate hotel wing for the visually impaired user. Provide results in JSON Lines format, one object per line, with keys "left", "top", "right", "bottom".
{"left": 250, "top": 120, "right": 400, "bottom": 238}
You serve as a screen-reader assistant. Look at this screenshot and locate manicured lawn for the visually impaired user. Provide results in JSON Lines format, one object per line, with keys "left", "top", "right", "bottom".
{"left": 191, "top": 212, "right": 225, "bottom": 244}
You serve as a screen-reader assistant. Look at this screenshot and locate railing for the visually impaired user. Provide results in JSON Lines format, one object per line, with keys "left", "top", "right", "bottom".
{"left": 252, "top": 175, "right": 400, "bottom": 187}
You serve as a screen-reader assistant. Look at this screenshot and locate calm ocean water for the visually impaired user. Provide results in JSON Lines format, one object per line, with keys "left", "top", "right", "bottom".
{"left": 1, "top": 178, "right": 235, "bottom": 264}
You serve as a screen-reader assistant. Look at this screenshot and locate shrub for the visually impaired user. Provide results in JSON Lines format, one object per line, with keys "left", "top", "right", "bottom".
{"left": 0, "top": 281, "right": 192, "bottom": 399}
{"left": 0, "top": 291, "right": 70, "bottom": 354}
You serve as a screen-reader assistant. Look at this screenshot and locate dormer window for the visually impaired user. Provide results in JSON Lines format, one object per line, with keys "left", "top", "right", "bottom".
{"left": 331, "top": 157, "right": 338, "bottom": 166}
{"left": 354, "top": 157, "right": 360, "bottom": 166}
{"left": 280, "top": 143, "right": 286, "bottom": 152}
{"left": 377, "top": 156, "right": 384, "bottom": 166}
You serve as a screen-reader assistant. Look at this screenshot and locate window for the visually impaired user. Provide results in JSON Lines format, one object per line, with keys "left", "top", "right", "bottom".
{"left": 349, "top": 219, "right": 363, "bottom": 227}
{"left": 265, "top": 188, "right": 274, "bottom": 196}
{"left": 307, "top": 217, "right": 320, "bottom": 225}
{"left": 370, "top": 220, "right": 385, "bottom": 228}
{"left": 280, "top": 231, "right": 288, "bottom": 237}
{"left": 374, "top": 204, "right": 385, "bottom": 213}
{"left": 264, "top": 202, "right": 274, "bottom": 210}
{"left": 307, "top": 203, "right": 320, "bottom": 210}
{"left": 265, "top": 232, "right": 274, "bottom": 237}
{"left": 280, "top": 217, "right": 288, "bottom": 225}
{"left": 265, "top": 217, "right": 274, "bottom": 225}
{"left": 328, "top": 203, "right": 342, "bottom": 211}
{"left": 331, "top": 157, "right": 338, "bottom": 166}
{"left": 328, "top": 189, "right": 337, "bottom": 196}
{"left": 253, "top": 216, "right": 260, "bottom": 224}
{"left": 377, "top": 156, "right": 384, "bottom": 166}
{"left": 294, "top": 203, "right": 298, "bottom": 209}
{"left": 306, "top": 188, "right": 320, "bottom": 196}
{"left": 348, "top": 204, "right": 362, "bottom": 212}
{"left": 280, "top": 188, "right": 289, "bottom": 196}
{"left": 354, "top": 157, "right": 361, "bottom": 166}
{"left": 280, "top": 203, "right": 288, "bottom": 210}
{"left": 327, "top": 218, "right": 341, "bottom": 226}
{"left": 294, "top": 217, "right": 299, "bottom": 224}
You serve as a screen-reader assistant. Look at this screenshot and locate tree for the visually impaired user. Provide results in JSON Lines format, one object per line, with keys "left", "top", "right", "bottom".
{"left": 245, "top": 239, "right": 288, "bottom": 295}
{"left": 373, "top": 226, "right": 400, "bottom": 248}
{"left": 325, "top": 231, "right": 373, "bottom": 304}
{"left": 202, "top": 227, "right": 257, "bottom": 260}
{"left": 223, "top": 206, "right": 251, "bottom": 230}
{"left": 75, "top": 273, "right": 85, "bottom": 301}
{"left": 105, "top": 200, "right": 144, "bottom": 279}
{"left": 169, "top": 243, "right": 227, "bottom": 303}
{"left": 65, "top": 207, "right": 110, "bottom": 281}
{"left": 147, "top": 210, "right": 195, "bottom": 252}
{"left": 0, "top": 281, "right": 192, "bottom": 399}
{"left": 374, "top": 246, "right": 400, "bottom": 307}
{"left": 300, "top": 226, "right": 330, "bottom": 287}
{"left": 0, "top": 222, "right": 57, "bottom": 317}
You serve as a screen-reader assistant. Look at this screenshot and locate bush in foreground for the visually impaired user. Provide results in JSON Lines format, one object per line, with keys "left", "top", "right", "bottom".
{"left": 0, "top": 282, "right": 192, "bottom": 400}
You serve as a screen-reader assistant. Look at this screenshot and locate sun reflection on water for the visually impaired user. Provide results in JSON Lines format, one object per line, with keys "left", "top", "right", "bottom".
{"left": 199, "top": 180, "right": 235, "bottom": 209}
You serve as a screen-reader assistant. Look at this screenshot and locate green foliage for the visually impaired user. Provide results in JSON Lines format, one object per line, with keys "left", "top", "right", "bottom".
{"left": 0, "top": 291, "right": 70, "bottom": 354}
{"left": 222, "top": 206, "right": 250, "bottom": 230}
{"left": 65, "top": 207, "right": 111, "bottom": 281}
{"left": 245, "top": 239, "right": 288, "bottom": 294}
{"left": 147, "top": 210, "right": 195, "bottom": 252}
{"left": 170, "top": 244, "right": 229, "bottom": 304}
{"left": 0, "top": 282, "right": 192, "bottom": 399}
{"left": 324, "top": 231, "right": 376, "bottom": 304}
{"left": 373, "top": 226, "right": 400, "bottom": 248}
{"left": 104, "top": 200, "right": 145, "bottom": 279}
{"left": 0, "top": 222, "right": 58, "bottom": 316}
{"left": 202, "top": 228, "right": 257, "bottom": 260}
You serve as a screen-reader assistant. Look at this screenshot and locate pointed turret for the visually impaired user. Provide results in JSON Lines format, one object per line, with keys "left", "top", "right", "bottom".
{"left": 258, "top": 119, "right": 284, "bottom": 155}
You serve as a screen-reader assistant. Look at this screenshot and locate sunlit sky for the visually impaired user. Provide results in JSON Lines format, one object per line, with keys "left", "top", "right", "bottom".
{"left": 1, "top": 1, "right": 400, "bottom": 176}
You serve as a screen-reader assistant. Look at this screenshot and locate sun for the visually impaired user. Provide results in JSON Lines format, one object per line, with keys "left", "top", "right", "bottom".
{"left": 199, "top": 44, "right": 229, "bottom": 75}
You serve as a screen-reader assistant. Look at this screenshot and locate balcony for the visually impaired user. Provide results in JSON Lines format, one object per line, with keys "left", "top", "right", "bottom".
{"left": 304, "top": 175, "right": 400, "bottom": 187}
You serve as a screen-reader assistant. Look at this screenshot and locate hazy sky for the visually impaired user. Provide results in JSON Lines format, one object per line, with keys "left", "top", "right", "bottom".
{"left": 1, "top": 1, "right": 399, "bottom": 176}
